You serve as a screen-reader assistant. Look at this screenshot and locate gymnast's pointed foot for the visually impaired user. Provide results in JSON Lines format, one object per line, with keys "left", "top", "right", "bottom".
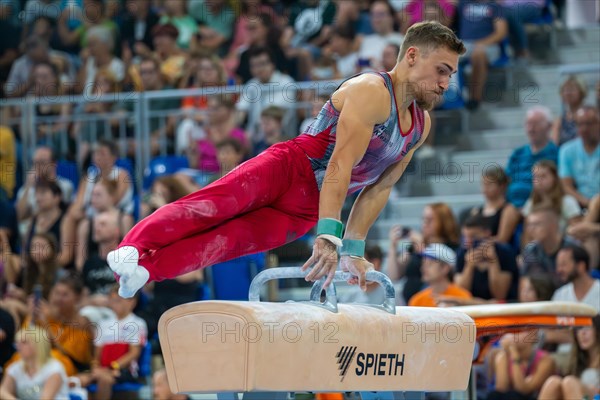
{"left": 107, "top": 246, "right": 150, "bottom": 298}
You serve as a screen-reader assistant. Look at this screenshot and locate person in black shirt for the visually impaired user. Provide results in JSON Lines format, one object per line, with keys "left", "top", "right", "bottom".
{"left": 455, "top": 214, "right": 519, "bottom": 302}
{"left": 81, "top": 211, "right": 119, "bottom": 297}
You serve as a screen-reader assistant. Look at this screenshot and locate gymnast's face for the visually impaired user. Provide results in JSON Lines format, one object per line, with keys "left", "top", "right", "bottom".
{"left": 405, "top": 45, "right": 458, "bottom": 110}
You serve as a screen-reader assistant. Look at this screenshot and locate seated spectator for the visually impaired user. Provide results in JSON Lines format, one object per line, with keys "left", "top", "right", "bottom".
{"left": 387, "top": 203, "right": 460, "bottom": 304}
{"left": 337, "top": 245, "right": 386, "bottom": 304}
{"left": 552, "top": 76, "right": 588, "bottom": 147}
{"left": 457, "top": 0, "right": 508, "bottom": 110}
{"left": 131, "top": 56, "right": 180, "bottom": 154}
{"left": 71, "top": 139, "right": 133, "bottom": 217}
{"left": 75, "top": 70, "right": 128, "bottom": 164}
{"left": 518, "top": 274, "right": 556, "bottom": 303}
{"left": 186, "top": 94, "right": 248, "bottom": 174}
{"left": 522, "top": 160, "right": 582, "bottom": 232}
{"left": 400, "top": 0, "right": 456, "bottom": 33}
{"left": 74, "top": 179, "right": 134, "bottom": 271}
{"left": 209, "top": 138, "right": 246, "bottom": 183}
{"left": 4, "top": 35, "right": 71, "bottom": 98}
{"left": 78, "top": 211, "right": 124, "bottom": 301}
{"left": 498, "top": 0, "right": 545, "bottom": 63}
{"left": 22, "top": 1, "right": 62, "bottom": 28}
{"left": 153, "top": 368, "right": 191, "bottom": 400}
{"left": 408, "top": 244, "right": 472, "bottom": 307}
{"left": 282, "top": 0, "right": 337, "bottom": 61}
{"left": 325, "top": 23, "right": 360, "bottom": 79}
{"left": 156, "top": 0, "right": 197, "bottom": 51}
{"left": 78, "top": 25, "right": 125, "bottom": 96}
{"left": 254, "top": 106, "right": 288, "bottom": 157}
{"left": 16, "top": 146, "right": 74, "bottom": 225}
{"left": 188, "top": 0, "right": 234, "bottom": 54}
{"left": 141, "top": 175, "right": 194, "bottom": 219}
{"left": 150, "top": 23, "right": 187, "bottom": 87}
{"left": 0, "top": 125, "right": 16, "bottom": 200}
{"left": 0, "top": 326, "right": 69, "bottom": 400}
{"left": 57, "top": 0, "right": 119, "bottom": 52}
{"left": 234, "top": 13, "right": 295, "bottom": 84}
{"left": 455, "top": 214, "right": 519, "bottom": 302}
{"left": 177, "top": 52, "right": 228, "bottom": 154}
{"left": 84, "top": 285, "right": 147, "bottom": 400}
{"left": 521, "top": 205, "right": 579, "bottom": 285}
{"left": 506, "top": 106, "right": 558, "bottom": 208}
{"left": 568, "top": 194, "right": 600, "bottom": 271}
{"left": 538, "top": 314, "right": 600, "bottom": 400}
{"left": 235, "top": 47, "right": 296, "bottom": 143}
{"left": 28, "top": 62, "right": 71, "bottom": 146}
{"left": 382, "top": 43, "right": 400, "bottom": 72}
{"left": 359, "top": 0, "right": 404, "bottom": 70}
{"left": 559, "top": 106, "right": 600, "bottom": 209}
{"left": 2, "top": 232, "right": 61, "bottom": 301}
{"left": 488, "top": 330, "right": 555, "bottom": 400}
{"left": 463, "top": 166, "right": 520, "bottom": 244}
{"left": 179, "top": 51, "right": 226, "bottom": 93}
{"left": 24, "top": 180, "right": 65, "bottom": 254}
{"left": 224, "top": 2, "right": 275, "bottom": 75}
{"left": 119, "top": 0, "right": 160, "bottom": 63}
{"left": 553, "top": 244, "right": 600, "bottom": 313}
{"left": 7, "top": 274, "right": 94, "bottom": 378}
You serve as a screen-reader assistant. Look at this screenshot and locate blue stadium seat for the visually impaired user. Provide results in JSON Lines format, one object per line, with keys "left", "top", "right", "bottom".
{"left": 208, "top": 253, "right": 266, "bottom": 300}
{"left": 530, "top": 0, "right": 554, "bottom": 25}
{"left": 491, "top": 39, "right": 511, "bottom": 69}
{"left": 115, "top": 158, "right": 136, "bottom": 194}
{"left": 56, "top": 160, "right": 80, "bottom": 193}
{"left": 143, "top": 155, "right": 189, "bottom": 190}
{"left": 86, "top": 341, "right": 152, "bottom": 395}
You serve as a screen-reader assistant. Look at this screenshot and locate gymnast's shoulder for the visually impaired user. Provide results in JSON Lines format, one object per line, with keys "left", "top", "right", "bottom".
{"left": 330, "top": 74, "right": 391, "bottom": 123}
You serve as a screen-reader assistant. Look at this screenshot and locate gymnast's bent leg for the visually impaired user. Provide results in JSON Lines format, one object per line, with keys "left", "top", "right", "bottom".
{"left": 108, "top": 142, "right": 319, "bottom": 296}
{"left": 139, "top": 206, "right": 317, "bottom": 283}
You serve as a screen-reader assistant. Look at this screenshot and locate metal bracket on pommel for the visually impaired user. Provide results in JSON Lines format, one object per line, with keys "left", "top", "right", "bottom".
{"left": 248, "top": 267, "right": 397, "bottom": 315}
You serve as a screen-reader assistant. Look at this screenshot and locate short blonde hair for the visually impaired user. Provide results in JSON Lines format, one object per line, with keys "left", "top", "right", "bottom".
{"left": 16, "top": 326, "right": 53, "bottom": 368}
{"left": 399, "top": 21, "right": 466, "bottom": 61}
{"left": 560, "top": 75, "right": 588, "bottom": 100}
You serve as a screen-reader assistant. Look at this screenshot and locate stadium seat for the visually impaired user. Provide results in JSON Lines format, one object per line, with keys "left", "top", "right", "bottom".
{"left": 56, "top": 160, "right": 80, "bottom": 193}
{"left": 115, "top": 158, "right": 136, "bottom": 194}
{"left": 143, "top": 155, "right": 189, "bottom": 190}
{"left": 207, "top": 253, "right": 266, "bottom": 300}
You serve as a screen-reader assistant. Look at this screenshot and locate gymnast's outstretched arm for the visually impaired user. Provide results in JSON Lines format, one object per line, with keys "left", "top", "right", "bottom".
{"left": 302, "top": 75, "right": 391, "bottom": 287}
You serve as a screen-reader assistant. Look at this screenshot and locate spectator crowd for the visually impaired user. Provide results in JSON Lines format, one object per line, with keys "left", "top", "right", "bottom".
{"left": 0, "top": 0, "right": 599, "bottom": 399}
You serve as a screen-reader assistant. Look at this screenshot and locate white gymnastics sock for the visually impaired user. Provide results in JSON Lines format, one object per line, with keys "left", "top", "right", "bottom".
{"left": 107, "top": 246, "right": 150, "bottom": 298}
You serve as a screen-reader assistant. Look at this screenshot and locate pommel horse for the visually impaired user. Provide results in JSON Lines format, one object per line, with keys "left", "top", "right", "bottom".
{"left": 158, "top": 267, "right": 596, "bottom": 400}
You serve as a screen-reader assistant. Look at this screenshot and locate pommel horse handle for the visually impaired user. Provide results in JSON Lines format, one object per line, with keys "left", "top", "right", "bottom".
{"left": 248, "top": 267, "right": 397, "bottom": 315}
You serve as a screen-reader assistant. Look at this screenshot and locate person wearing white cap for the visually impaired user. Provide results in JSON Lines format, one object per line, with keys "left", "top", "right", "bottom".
{"left": 408, "top": 243, "right": 472, "bottom": 307}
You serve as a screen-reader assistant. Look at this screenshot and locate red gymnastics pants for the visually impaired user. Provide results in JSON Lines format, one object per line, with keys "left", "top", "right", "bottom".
{"left": 119, "top": 141, "right": 320, "bottom": 282}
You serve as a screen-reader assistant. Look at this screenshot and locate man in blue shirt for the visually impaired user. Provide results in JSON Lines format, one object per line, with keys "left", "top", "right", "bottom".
{"left": 506, "top": 106, "right": 558, "bottom": 208}
{"left": 559, "top": 106, "right": 600, "bottom": 208}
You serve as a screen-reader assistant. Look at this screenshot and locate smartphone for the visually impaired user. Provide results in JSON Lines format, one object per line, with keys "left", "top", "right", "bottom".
{"left": 401, "top": 227, "right": 411, "bottom": 237}
{"left": 33, "top": 284, "right": 43, "bottom": 307}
